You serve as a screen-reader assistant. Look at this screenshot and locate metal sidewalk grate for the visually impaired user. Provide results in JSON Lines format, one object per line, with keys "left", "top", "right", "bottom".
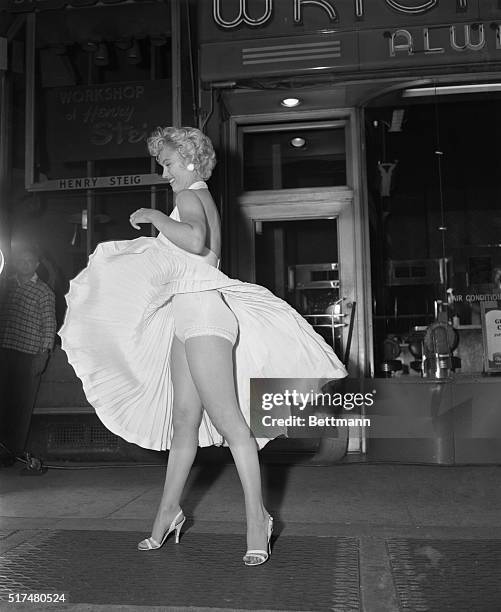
{"left": 48, "top": 423, "right": 119, "bottom": 449}
{"left": 0, "top": 530, "right": 360, "bottom": 610}
{"left": 387, "top": 538, "right": 501, "bottom": 612}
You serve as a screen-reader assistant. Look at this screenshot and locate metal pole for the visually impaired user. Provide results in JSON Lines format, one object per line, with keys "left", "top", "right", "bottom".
{"left": 86, "top": 54, "right": 94, "bottom": 258}
{"left": 24, "top": 13, "right": 36, "bottom": 190}
{"left": 1, "top": 16, "right": 26, "bottom": 263}
{"left": 86, "top": 163, "right": 94, "bottom": 258}
{"left": 150, "top": 40, "right": 158, "bottom": 233}
{"left": 171, "top": 0, "right": 181, "bottom": 127}
{"left": 0, "top": 70, "right": 12, "bottom": 258}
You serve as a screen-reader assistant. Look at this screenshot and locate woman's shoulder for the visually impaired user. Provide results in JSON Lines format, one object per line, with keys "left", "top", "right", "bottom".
{"left": 177, "top": 188, "right": 217, "bottom": 217}
{"left": 176, "top": 188, "right": 206, "bottom": 207}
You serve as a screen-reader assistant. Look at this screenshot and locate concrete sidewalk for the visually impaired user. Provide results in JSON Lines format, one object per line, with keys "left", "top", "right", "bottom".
{"left": 1, "top": 458, "right": 500, "bottom": 611}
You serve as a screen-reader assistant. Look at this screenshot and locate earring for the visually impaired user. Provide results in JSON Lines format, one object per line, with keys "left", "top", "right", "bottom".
{"left": 186, "top": 163, "right": 195, "bottom": 171}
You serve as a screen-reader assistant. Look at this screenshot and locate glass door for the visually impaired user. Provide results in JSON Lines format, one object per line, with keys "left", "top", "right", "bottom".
{"left": 234, "top": 119, "right": 358, "bottom": 370}
{"left": 228, "top": 111, "right": 368, "bottom": 459}
{"left": 255, "top": 217, "right": 345, "bottom": 358}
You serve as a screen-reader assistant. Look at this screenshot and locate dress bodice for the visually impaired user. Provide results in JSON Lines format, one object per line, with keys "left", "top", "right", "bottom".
{"left": 156, "top": 181, "right": 220, "bottom": 268}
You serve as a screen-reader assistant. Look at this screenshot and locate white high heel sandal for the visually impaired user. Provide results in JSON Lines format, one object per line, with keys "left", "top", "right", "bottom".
{"left": 137, "top": 509, "right": 186, "bottom": 551}
{"left": 243, "top": 515, "right": 274, "bottom": 566}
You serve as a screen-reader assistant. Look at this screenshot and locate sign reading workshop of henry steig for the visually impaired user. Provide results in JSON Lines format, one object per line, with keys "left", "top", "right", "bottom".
{"left": 45, "top": 80, "right": 171, "bottom": 162}
{"left": 199, "top": 0, "right": 501, "bottom": 81}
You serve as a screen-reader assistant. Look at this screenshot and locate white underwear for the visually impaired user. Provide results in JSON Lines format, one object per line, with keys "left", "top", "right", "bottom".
{"left": 172, "top": 291, "right": 238, "bottom": 345}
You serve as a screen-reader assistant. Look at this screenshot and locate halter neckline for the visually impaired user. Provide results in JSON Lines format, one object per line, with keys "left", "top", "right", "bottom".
{"left": 188, "top": 181, "right": 208, "bottom": 190}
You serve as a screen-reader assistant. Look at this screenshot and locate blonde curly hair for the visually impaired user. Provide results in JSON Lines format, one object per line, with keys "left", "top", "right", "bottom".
{"left": 147, "top": 126, "right": 216, "bottom": 180}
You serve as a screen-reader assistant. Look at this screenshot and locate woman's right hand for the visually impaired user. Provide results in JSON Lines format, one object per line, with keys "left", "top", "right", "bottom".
{"left": 129, "top": 208, "right": 165, "bottom": 230}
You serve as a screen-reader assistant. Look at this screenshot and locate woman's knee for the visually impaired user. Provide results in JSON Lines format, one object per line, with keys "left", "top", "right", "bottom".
{"left": 223, "top": 430, "right": 256, "bottom": 449}
{"left": 172, "top": 406, "right": 202, "bottom": 433}
{"left": 172, "top": 420, "right": 200, "bottom": 444}
{"left": 212, "top": 417, "right": 251, "bottom": 446}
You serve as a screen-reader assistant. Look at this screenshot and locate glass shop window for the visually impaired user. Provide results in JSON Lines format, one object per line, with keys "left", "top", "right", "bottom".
{"left": 243, "top": 124, "right": 347, "bottom": 191}
{"left": 366, "top": 99, "right": 501, "bottom": 377}
{"left": 35, "top": 1, "right": 197, "bottom": 188}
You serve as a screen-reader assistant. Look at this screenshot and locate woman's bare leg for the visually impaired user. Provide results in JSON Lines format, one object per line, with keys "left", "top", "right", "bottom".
{"left": 184, "top": 335, "right": 271, "bottom": 555}
{"left": 150, "top": 336, "right": 203, "bottom": 543}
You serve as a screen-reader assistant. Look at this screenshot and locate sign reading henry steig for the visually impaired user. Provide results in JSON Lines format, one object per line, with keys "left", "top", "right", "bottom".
{"left": 45, "top": 80, "right": 171, "bottom": 162}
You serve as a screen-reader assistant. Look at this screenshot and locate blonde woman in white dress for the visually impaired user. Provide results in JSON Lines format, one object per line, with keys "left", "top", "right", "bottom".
{"left": 59, "top": 127, "right": 347, "bottom": 566}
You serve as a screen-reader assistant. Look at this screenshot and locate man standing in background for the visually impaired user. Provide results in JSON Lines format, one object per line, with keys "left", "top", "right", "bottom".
{"left": 0, "top": 247, "right": 56, "bottom": 461}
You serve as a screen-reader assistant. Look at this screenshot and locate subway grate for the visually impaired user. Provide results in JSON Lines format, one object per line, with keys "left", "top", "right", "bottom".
{"left": 387, "top": 538, "right": 501, "bottom": 612}
{"left": 48, "top": 424, "right": 119, "bottom": 449}
{"left": 0, "top": 530, "right": 360, "bottom": 610}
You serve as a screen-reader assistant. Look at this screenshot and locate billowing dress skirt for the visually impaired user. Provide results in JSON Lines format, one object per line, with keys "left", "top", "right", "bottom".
{"left": 59, "top": 210, "right": 348, "bottom": 451}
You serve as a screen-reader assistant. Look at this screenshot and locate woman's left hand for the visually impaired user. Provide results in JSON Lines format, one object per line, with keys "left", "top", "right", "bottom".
{"left": 129, "top": 208, "right": 161, "bottom": 230}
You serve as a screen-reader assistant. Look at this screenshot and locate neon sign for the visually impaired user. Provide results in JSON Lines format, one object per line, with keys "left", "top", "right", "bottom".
{"left": 212, "top": 0, "right": 470, "bottom": 29}
{"left": 389, "top": 24, "right": 488, "bottom": 57}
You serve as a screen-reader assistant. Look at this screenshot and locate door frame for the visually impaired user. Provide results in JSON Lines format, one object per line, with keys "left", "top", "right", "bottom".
{"left": 224, "top": 107, "right": 373, "bottom": 379}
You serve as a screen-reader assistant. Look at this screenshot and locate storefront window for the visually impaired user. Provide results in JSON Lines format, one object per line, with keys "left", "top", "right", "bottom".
{"left": 243, "top": 124, "right": 346, "bottom": 190}
{"left": 366, "top": 98, "right": 501, "bottom": 376}
{"left": 20, "top": 1, "right": 200, "bottom": 283}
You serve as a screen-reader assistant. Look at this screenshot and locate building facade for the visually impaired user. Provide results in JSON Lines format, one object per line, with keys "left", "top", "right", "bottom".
{"left": 1, "top": 0, "right": 500, "bottom": 462}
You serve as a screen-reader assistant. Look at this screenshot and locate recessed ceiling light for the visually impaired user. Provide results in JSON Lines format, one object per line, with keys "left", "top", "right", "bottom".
{"left": 290, "top": 137, "right": 306, "bottom": 148}
{"left": 281, "top": 97, "right": 301, "bottom": 108}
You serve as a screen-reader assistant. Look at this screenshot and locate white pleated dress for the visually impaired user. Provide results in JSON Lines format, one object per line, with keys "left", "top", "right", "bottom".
{"left": 59, "top": 188, "right": 348, "bottom": 450}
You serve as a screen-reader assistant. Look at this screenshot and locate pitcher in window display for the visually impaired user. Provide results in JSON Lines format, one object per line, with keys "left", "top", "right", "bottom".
{"left": 59, "top": 127, "right": 347, "bottom": 566}
{"left": 0, "top": 247, "right": 56, "bottom": 459}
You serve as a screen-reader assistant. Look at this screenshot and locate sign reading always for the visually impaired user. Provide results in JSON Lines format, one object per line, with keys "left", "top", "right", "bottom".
{"left": 45, "top": 80, "right": 171, "bottom": 162}
{"left": 199, "top": 0, "right": 501, "bottom": 81}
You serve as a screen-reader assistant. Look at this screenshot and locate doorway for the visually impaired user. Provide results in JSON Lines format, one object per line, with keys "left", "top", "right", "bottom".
{"left": 223, "top": 107, "right": 372, "bottom": 457}
{"left": 232, "top": 118, "right": 363, "bottom": 374}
